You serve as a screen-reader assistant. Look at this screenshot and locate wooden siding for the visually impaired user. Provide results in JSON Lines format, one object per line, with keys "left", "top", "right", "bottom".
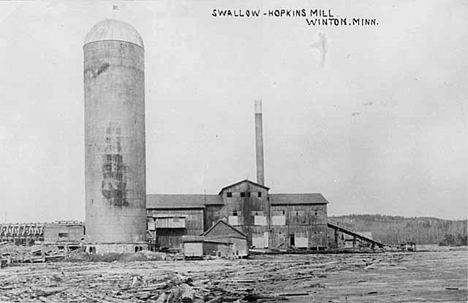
{"left": 216, "top": 181, "right": 270, "bottom": 246}
{"left": 147, "top": 209, "right": 204, "bottom": 234}
{"left": 147, "top": 180, "right": 330, "bottom": 250}
{"left": 230, "top": 237, "right": 248, "bottom": 257}
{"left": 155, "top": 217, "right": 186, "bottom": 228}
{"left": 43, "top": 224, "right": 84, "bottom": 244}
{"left": 184, "top": 242, "right": 203, "bottom": 257}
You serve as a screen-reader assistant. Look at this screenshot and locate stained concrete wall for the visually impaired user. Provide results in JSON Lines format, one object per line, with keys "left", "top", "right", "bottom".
{"left": 84, "top": 40, "right": 146, "bottom": 245}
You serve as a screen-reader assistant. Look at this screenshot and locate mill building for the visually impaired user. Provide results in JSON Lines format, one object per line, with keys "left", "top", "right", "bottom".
{"left": 146, "top": 100, "right": 330, "bottom": 251}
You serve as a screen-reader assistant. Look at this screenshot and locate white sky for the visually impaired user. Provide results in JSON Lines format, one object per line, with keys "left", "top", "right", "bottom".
{"left": 0, "top": 0, "right": 466, "bottom": 222}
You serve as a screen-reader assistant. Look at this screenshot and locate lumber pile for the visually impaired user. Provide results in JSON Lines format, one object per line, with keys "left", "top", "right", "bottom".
{"left": 1, "top": 247, "right": 466, "bottom": 302}
{"left": 0, "top": 268, "right": 271, "bottom": 302}
{"left": 0, "top": 244, "right": 67, "bottom": 265}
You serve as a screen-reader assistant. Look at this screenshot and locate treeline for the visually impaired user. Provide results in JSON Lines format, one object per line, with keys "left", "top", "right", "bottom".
{"left": 439, "top": 234, "right": 467, "bottom": 246}
{"left": 330, "top": 214, "right": 467, "bottom": 245}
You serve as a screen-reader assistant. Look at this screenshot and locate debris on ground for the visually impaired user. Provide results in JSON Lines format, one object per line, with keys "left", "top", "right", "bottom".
{"left": 0, "top": 246, "right": 466, "bottom": 302}
{"left": 0, "top": 243, "right": 68, "bottom": 265}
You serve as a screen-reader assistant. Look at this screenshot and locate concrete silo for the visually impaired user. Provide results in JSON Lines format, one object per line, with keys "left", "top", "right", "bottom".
{"left": 83, "top": 19, "right": 146, "bottom": 253}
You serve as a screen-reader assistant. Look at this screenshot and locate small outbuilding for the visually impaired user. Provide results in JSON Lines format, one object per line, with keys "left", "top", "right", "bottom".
{"left": 182, "top": 219, "right": 248, "bottom": 258}
{"left": 182, "top": 236, "right": 233, "bottom": 258}
{"left": 182, "top": 236, "right": 205, "bottom": 258}
{"left": 202, "top": 219, "right": 248, "bottom": 258}
{"left": 43, "top": 221, "right": 84, "bottom": 247}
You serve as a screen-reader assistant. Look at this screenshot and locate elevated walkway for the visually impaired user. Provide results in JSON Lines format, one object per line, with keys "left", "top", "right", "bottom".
{"left": 328, "top": 221, "right": 386, "bottom": 248}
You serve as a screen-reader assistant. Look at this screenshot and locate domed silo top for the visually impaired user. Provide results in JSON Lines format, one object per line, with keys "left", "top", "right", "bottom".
{"left": 84, "top": 19, "right": 144, "bottom": 49}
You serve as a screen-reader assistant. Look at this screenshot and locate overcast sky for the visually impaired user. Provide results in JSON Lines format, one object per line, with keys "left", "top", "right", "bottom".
{"left": 0, "top": 0, "right": 466, "bottom": 223}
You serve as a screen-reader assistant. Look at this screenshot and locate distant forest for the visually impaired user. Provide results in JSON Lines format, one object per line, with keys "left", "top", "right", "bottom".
{"left": 330, "top": 214, "right": 467, "bottom": 245}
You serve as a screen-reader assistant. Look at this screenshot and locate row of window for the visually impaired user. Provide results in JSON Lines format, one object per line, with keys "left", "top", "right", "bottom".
{"left": 226, "top": 192, "right": 262, "bottom": 198}
{"left": 231, "top": 211, "right": 264, "bottom": 216}
{"left": 273, "top": 210, "right": 321, "bottom": 216}
{"left": 231, "top": 210, "right": 321, "bottom": 217}
{"left": 229, "top": 212, "right": 324, "bottom": 226}
{"left": 253, "top": 231, "right": 324, "bottom": 238}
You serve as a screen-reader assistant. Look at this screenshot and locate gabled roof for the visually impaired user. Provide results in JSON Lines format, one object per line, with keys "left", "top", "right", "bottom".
{"left": 202, "top": 219, "right": 247, "bottom": 238}
{"left": 146, "top": 194, "right": 223, "bottom": 209}
{"left": 218, "top": 179, "right": 270, "bottom": 195}
{"left": 270, "top": 193, "right": 329, "bottom": 205}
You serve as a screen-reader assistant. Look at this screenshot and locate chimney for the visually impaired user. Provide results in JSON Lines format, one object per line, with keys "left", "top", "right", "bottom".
{"left": 254, "top": 100, "right": 265, "bottom": 185}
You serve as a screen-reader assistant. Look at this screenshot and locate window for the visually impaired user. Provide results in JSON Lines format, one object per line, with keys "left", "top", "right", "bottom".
{"left": 240, "top": 192, "right": 246, "bottom": 198}
{"left": 58, "top": 233, "right": 68, "bottom": 238}
{"left": 295, "top": 232, "right": 308, "bottom": 248}
{"left": 229, "top": 211, "right": 240, "bottom": 225}
{"left": 295, "top": 210, "right": 305, "bottom": 217}
{"left": 272, "top": 210, "right": 286, "bottom": 225}
{"left": 273, "top": 210, "right": 285, "bottom": 216}
{"left": 252, "top": 232, "right": 268, "bottom": 248}
{"left": 296, "top": 232, "right": 306, "bottom": 238}
{"left": 253, "top": 211, "right": 266, "bottom": 226}
{"left": 227, "top": 192, "right": 232, "bottom": 198}
{"left": 258, "top": 192, "right": 262, "bottom": 197}
{"left": 246, "top": 192, "right": 251, "bottom": 197}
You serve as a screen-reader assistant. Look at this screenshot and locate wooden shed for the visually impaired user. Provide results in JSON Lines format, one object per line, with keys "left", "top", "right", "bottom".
{"left": 43, "top": 221, "right": 84, "bottom": 246}
{"left": 202, "top": 219, "right": 248, "bottom": 258}
{"left": 182, "top": 236, "right": 204, "bottom": 258}
{"left": 182, "top": 220, "right": 248, "bottom": 258}
{"left": 182, "top": 236, "right": 233, "bottom": 259}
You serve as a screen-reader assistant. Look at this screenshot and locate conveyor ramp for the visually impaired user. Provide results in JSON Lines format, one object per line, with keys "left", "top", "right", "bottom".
{"left": 327, "top": 221, "right": 385, "bottom": 248}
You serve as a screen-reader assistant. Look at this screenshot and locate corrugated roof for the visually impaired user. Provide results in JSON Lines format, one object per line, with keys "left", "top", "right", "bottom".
{"left": 146, "top": 194, "right": 223, "bottom": 209}
{"left": 147, "top": 192, "right": 329, "bottom": 208}
{"left": 84, "top": 19, "right": 144, "bottom": 48}
{"left": 270, "top": 193, "right": 329, "bottom": 205}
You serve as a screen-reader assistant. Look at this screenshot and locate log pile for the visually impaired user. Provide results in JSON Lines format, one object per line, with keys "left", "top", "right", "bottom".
{"left": 0, "top": 249, "right": 409, "bottom": 302}
{"left": 0, "top": 249, "right": 465, "bottom": 302}
{"left": 0, "top": 258, "right": 317, "bottom": 302}
{"left": 0, "top": 243, "right": 67, "bottom": 265}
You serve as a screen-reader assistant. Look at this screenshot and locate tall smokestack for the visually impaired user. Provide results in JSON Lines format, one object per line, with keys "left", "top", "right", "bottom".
{"left": 255, "top": 100, "right": 265, "bottom": 185}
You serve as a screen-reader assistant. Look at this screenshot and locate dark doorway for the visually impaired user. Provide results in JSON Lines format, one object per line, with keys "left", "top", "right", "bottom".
{"left": 289, "top": 234, "right": 295, "bottom": 247}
